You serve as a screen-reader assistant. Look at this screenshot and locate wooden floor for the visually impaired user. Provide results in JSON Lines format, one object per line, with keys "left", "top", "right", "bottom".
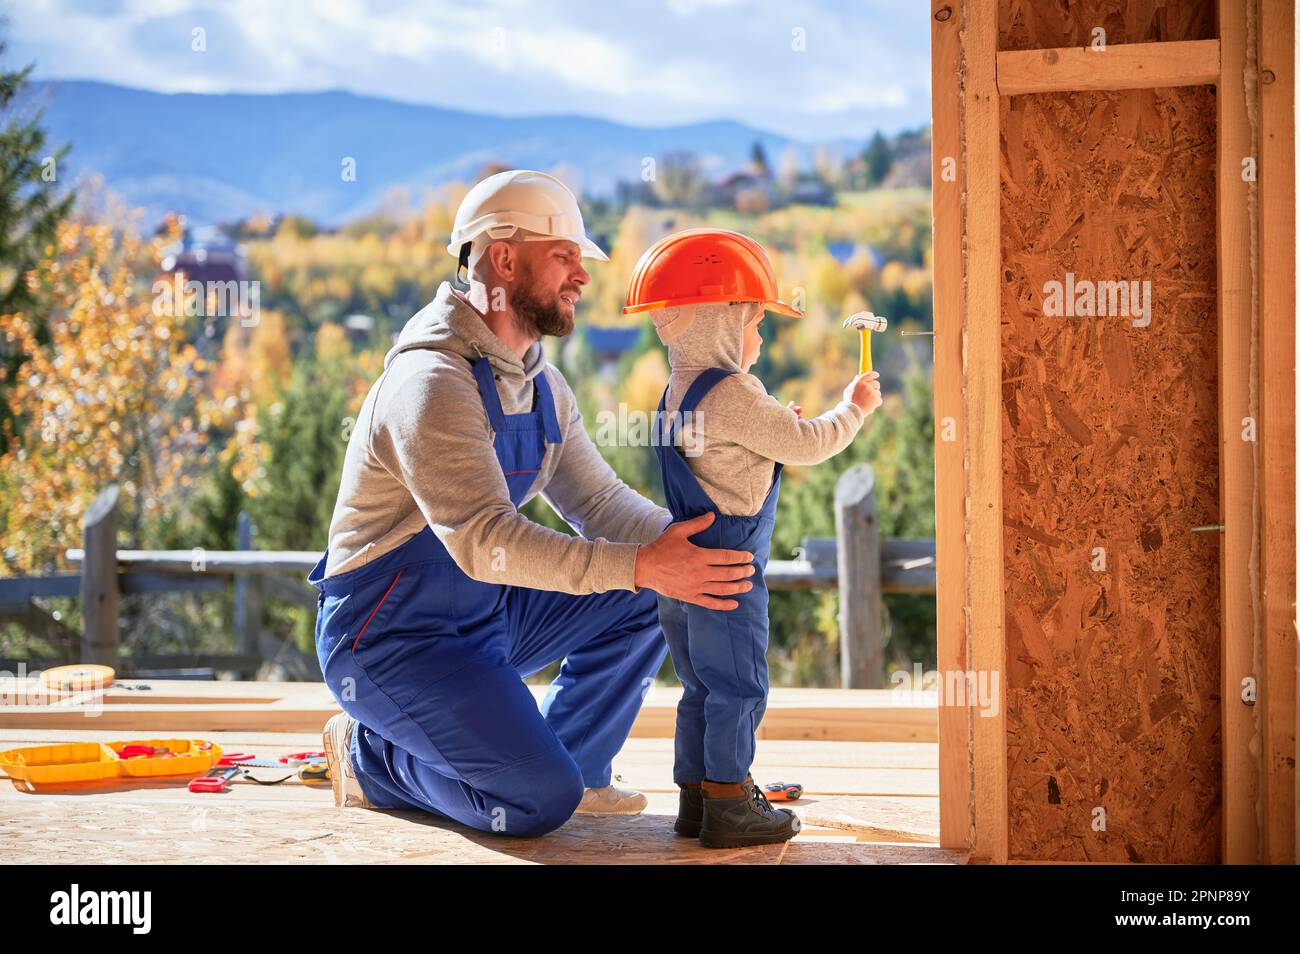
{"left": 0, "top": 680, "right": 960, "bottom": 864}
{"left": 0, "top": 678, "right": 939, "bottom": 741}
{"left": 0, "top": 731, "right": 960, "bottom": 864}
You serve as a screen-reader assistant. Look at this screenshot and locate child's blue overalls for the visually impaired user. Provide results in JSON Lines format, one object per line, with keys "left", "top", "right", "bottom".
{"left": 654, "top": 368, "right": 783, "bottom": 785}
{"left": 309, "top": 355, "right": 667, "bottom": 837}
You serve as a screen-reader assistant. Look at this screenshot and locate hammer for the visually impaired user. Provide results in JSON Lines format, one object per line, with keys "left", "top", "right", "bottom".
{"left": 842, "top": 311, "right": 888, "bottom": 374}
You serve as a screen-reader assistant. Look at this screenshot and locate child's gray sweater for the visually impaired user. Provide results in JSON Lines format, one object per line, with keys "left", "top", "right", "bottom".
{"left": 655, "top": 302, "right": 866, "bottom": 516}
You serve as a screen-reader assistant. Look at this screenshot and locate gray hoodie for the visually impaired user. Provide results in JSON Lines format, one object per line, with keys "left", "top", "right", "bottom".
{"left": 322, "top": 282, "right": 673, "bottom": 593}
{"left": 656, "top": 302, "right": 866, "bottom": 516}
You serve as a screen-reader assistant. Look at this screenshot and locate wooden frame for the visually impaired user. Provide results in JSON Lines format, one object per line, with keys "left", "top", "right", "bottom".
{"left": 930, "top": 0, "right": 970, "bottom": 852}
{"left": 1256, "top": 0, "right": 1297, "bottom": 866}
{"left": 962, "top": 0, "right": 1007, "bottom": 865}
{"left": 933, "top": 0, "right": 1296, "bottom": 864}
{"left": 1215, "top": 0, "right": 1259, "bottom": 868}
{"left": 997, "top": 39, "right": 1220, "bottom": 96}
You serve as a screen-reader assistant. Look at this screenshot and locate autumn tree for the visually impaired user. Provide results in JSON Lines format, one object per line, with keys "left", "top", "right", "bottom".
{"left": 0, "top": 218, "right": 219, "bottom": 573}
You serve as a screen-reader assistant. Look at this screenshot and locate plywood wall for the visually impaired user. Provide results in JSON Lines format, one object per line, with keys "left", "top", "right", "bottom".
{"left": 998, "top": 0, "right": 1215, "bottom": 50}
{"left": 998, "top": 80, "right": 1222, "bottom": 860}
{"left": 937, "top": 0, "right": 1294, "bottom": 866}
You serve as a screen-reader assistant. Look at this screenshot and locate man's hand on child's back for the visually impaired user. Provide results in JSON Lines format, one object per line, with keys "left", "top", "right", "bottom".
{"left": 844, "top": 372, "right": 883, "bottom": 415}
{"left": 634, "top": 512, "right": 757, "bottom": 610}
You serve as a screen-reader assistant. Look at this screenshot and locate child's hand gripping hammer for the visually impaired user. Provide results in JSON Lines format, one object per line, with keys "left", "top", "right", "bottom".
{"left": 842, "top": 311, "right": 888, "bottom": 374}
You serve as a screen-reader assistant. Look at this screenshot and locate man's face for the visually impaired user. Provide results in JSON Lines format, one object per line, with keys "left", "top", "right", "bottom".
{"left": 511, "top": 239, "right": 589, "bottom": 339}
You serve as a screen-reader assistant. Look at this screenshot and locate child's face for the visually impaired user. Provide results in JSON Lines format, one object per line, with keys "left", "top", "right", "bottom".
{"left": 741, "top": 308, "right": 763, "bottom": 371}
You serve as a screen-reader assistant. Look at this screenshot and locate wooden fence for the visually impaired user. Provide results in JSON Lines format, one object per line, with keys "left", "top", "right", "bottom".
{"left": 0, "top": 464, "right": 935, "bottom": 688}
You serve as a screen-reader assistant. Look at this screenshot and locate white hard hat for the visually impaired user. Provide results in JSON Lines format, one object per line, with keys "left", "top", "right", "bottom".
{"left": 447, "top": 170, "right": 609, "bottom": 266}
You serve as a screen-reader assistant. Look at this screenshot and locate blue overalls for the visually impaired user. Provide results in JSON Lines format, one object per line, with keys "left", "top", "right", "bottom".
{"left": 654, "top": 368, "right": 783, "bottom": 785}
{"left": 309, "top": 355, "right": 667, "bottom": 837}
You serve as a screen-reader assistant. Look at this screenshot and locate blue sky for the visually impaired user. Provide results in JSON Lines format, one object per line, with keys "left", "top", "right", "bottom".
{"left": 2, "top": 0, "right": 932, "bottom": 140}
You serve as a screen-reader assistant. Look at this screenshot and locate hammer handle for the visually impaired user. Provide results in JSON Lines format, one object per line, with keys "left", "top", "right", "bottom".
{"left": 859, "top": 329, "right": 872, "bottom": 374}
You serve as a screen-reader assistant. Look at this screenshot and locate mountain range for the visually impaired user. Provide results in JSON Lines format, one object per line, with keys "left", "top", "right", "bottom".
{"left": 23, "top": 79, "right": 861, "bottom": 226}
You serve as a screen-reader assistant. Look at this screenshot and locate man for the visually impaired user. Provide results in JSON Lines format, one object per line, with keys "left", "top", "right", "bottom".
{"left": 311, "top": 170, "right": 757, "bottom": 837}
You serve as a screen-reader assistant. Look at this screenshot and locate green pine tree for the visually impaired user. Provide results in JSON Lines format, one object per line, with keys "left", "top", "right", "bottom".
{"left": 245, "top": 359, "right": 352, "bottom": 553}
{"left": 862, "top": 131, "right": 893, "bottom": 187}
{"left": 0, "top": 43, "right": 74, "bottom": 454}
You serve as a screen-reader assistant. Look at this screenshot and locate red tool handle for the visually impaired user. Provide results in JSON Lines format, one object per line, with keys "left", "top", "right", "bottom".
{"left": 189, "top": 766, "right": 241, "bottom": 792}
{"left": 280, "top": 751, "right": 327, "bottom": 765}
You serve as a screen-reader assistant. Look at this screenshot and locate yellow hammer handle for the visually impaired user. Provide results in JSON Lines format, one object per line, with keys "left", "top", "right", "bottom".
{"left": 859, "top": 329, "right": 872, "bottom": 374}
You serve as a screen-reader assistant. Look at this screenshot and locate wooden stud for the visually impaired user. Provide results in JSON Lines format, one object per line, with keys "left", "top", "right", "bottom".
{"left": 997, "top": 39, "right": 1220, "bottom": 96}
{"left": 1257, "top": 0, "right": 1297, "bottom": 866}
{"left": 963, "top": 0, "right": 1008, "bottom": 865}
{"left": 931, "top": 0, "right": 972, "bottom": 852}
{"left": 1216, "top": 0, "right": 1261, "bottom": 867}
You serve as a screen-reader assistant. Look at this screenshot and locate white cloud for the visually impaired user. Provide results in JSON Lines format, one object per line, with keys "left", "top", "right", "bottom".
{"left": 1, "top": 0, "right": 931, "bottom": 138}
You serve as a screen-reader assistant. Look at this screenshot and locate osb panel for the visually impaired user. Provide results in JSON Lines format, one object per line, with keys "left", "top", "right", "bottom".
{"left": 999, "top": 85, "right": 1221, "bottom": 863}
{"left": 998, "top": 0, "right": 1215, "bottom": 51}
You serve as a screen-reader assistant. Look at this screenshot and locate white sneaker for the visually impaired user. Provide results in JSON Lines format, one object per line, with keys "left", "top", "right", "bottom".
{"left": 575, "top": 783, "right": 648, "bottom": 815}
{"left": 322, "top": 712, "right": 372, "bottom": 809}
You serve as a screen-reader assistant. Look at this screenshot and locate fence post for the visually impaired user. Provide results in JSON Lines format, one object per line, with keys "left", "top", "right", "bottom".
{"left": 234, "top": 512, "right": 262, "bottom": 675}
{"left": 80, "top": 485, "right": 120, "bottom": 668}
{"left": 835, "top": 464, "right": 883, "bottom": 688}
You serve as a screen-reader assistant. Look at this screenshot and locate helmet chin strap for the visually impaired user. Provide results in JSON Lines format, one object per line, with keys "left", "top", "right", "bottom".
{"left": 456, "top": 243, "right": 471, "bottom": 285}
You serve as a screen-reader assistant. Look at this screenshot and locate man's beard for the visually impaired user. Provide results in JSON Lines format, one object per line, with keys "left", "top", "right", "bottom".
{"left": 512, "top": 261, "right": 575, "bottom": 339}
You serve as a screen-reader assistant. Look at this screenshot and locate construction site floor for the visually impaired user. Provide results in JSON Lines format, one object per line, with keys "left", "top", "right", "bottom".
{"left": 0, "top": 679, "right": 958, "bottom": 863}
{"left": 1, "top": 727, "right": 961, "bottom": 865}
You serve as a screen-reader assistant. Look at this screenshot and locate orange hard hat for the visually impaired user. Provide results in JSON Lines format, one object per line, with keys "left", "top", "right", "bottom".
{"left": 623, "top": 228, "right": 802, "bottom": 317}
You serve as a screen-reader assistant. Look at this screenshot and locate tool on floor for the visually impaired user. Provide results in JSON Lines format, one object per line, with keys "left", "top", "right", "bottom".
{"left": 297, "top": 762, "right": 330, "bottom": 783}
{"left": 118, "top": 744, "right": 170, "bottom": 759}
{"left": 222, "top": 757, "right": 292, "bottom": 769}
{"left": 842, "top": 311, "right": 888, "bottom": 374}
{"left": 0, "top": 738, "right": 222, "bottom": 789}
{"left": 763, "top": 781, "right": 803, "bottom": 801}
{"left": 38, "top": 663, "right": 116, "bottom": 692}
{"left": 218, "top": 753, "right": 329, "bottom": 785}
{"left": 280, "top": 751, "right": 327, "bottom": 766}
{"left": 189, "top": 765, "right": 244, "bottom": 793}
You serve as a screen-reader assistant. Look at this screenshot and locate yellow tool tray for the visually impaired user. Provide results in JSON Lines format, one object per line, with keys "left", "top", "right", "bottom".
{"left": 0, "top": 738, "right": 223, "bottom": 786}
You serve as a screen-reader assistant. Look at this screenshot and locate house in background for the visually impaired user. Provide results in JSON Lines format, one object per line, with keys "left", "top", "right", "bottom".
{"left": 158, "top": 225, "right": 251, "bottom": 358}
{"left": 580, "top": 325, "right": 643, "bottom": 379}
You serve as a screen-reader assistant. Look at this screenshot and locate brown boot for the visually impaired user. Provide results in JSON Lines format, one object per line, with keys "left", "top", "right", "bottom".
{"left": 699, "top": 776, "right": 800, "bottom": 849}
{"left": 675, "top": 783, "right": 704, "bottom": 837}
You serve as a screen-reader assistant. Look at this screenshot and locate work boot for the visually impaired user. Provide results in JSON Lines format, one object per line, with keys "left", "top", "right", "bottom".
{"left": 674, "top": 783, "right": 704, "bottom": 837}
{"left": 322, "top": 712, "right": 372, "bottom": 809}
{"left": 699, "top": 776, "right": 801, "bottom": 848}
{"left": 574, "top": 781, "right": 647, "bottom": 815}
